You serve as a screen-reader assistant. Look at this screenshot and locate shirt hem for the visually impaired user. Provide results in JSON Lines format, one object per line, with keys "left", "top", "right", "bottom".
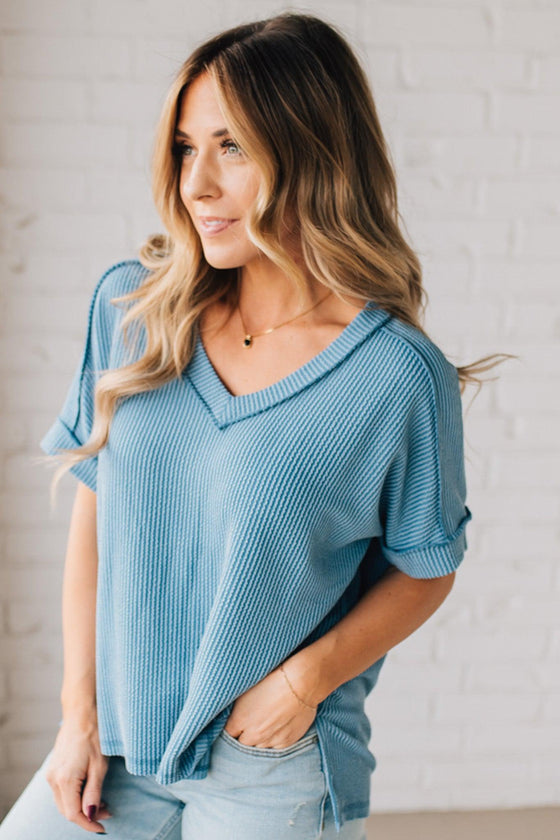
{"left": 99, "top": 739, "right": 371, "bottom": 831}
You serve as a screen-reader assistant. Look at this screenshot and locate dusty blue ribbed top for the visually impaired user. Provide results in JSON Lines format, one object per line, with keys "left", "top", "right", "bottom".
{"left": 40, "top": 259, "right": 472, "bottom": 832}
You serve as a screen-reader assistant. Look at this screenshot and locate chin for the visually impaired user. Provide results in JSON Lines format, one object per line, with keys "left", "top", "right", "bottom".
{"left": 202, "top": 254, "right": 241, "bottom": 270}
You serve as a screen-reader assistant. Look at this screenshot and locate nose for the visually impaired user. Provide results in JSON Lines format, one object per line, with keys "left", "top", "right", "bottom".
{"left": 180, "top": 151, "right": 221, "bottom": 202}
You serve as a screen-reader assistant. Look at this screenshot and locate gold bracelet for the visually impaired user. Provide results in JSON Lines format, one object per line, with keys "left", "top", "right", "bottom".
{"left": 279, "top": 663, "right": 317, "bottom": 711}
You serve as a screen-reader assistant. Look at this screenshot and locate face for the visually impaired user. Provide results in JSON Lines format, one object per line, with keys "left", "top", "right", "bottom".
{"left": 174, "top": 72, "right": 264, "bottom": 270}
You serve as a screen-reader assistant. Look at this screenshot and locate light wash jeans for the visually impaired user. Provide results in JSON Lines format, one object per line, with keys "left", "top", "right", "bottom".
{"left": 0, "top": 722, "right": 367, "bottom": 839}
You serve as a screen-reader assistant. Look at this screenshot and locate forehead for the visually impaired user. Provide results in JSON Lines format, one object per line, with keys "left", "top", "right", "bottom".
{"left": 176, "top": 72, "right": 227, "bottom": 132}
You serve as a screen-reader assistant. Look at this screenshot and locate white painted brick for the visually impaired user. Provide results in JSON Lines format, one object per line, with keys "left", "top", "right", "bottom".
{"left": 380, "top": 91, "right": 485, "bottom": 134}
{"left": 0, "top": 490, "right": 73, "bottom": 530}
{"left": 410, "top": 219, "right": 511, "bottom": 257}
{"left": 385, "top": 625, "right": 436, "bottom": 664}
{"left": 524, "top": 138, "right": 560, "bottom": 172}
{"left": 371, "top": 661, "right": 463, "bottom": 693}
{"left": 0, "top": 168, "right": 86, "bottom": 211}
{"left": 434, "top": 692, "right": 540, "bottom": 723}
{"left": 467, "top": 724, "right": 560, "bottom": 755}
{"left": 542, "top": 695, "right": 560, "bottom": 721}
{"left": 532, "top": 759, "right": 560, "bottom": 800}
{"left": 501, "top": 9, "right": 560, "bottom": 50}
{"left": 369, "top": 757, "right": 422, "bottom": 787}
{"left": 463, "top": 415, "right": 513, "bottom": 450}
{"left": 7, "top": 600, "right": 61, "bottom": 635}
{"left": 86, "top": 169, "right": 152, "bottom": 210}
{"left": 89, "top": 0, "right": 224, "bottom": 38}
{"left": 366, "top": 693, "right": 430, "bottom": 724}
{"left": 494, "top": 93, "right": 559, "bottom": 134}
{"left": 0, "top": 417, "right": 27, "bottom": 450}
{"left": 131, "top": 37, "right": 192, "bottom": 82}
{"left": 14, "top": 212, "right": 127, "bottom": 253}
{"left": 5, "top": 375, "right": 75, "bottom": 417}
{"left": 522, "top": 221, "right": 560, "bottom": 257}
{"left": 402, "top": 136, "right": 519, "bottom": 175}
{"left": 364, "top": 5, "right": 490, "bottom": 47}
{"left": 364, "top": 47, "right": 399, "bottom": 89}
{"left": 373, "top": 724, "right": 462, "bottom": 757}
{"left": 459, "top": 556, "right": 554, "bottom": 595}
{"left": 495, "top": 343, "right": 560, "bottom": 377}
{"left": 424, "top": 757, "right": 532, "bottom": 788}
{"left": 484, "top": 178, "right": 560, "bottom": 218}
{"left": 1, "top": 35, "right": 130, "bottom": 78}
{"left": 403, "top": 49, "right": 528, "bottom": 90}
{"left": 0, "top": 79, "right": 86, "bottom": 120}
{"left": 0, "top": 252, "right": 85, "bottom": 293}
{"left": 3, "top": 292, "right": 90, "bottom": 336}
{"left": 422, "top": 298, "right": 504, "bottom": 341}
{"left": 2, "top": 700, "right": 60, "bottom": 735}
{"left": 0, "top": 0, "right": 87, "bottom": 31}
{"left": 482, "top": 525, "right": 558, "bottom": 560}
{"left": 0, "top": 634, "right": 63, "bottom": 669}
{"left": 8, "top": 666, "right": 62, "bottom": 701}
{"left": 7, "top": 737, "right": 55, "bottom": 770}
{"left": 435, "top": 627, "right": 548, "bottom": 663}
{"left": 1, "top": 125, "right": 128, "bottom": 168}
{"left": 465, "top": 662, "right": 541, "bottom": 692}
{"left": 496, "top": 380, "right": 560, "bottom": 417}
{"left": 467, "top": 488, "right": 558, "bottom": 523}
{"left": 535, "top": 663, "right": 560, "bottom": 690}
{"left": 422, "top": 255, "right": 471, "bottom": 297}
{"left": 5, "top": 524, "right": 71, "bottom": 564}
{"left": 479, "top": 593, "right": 560, "bottom": 628}
{"left": 0, "top": 336, "right": 84, "bottom": 375}
{"left": 91, "top": 80, "right": 164, "bottom": 125}
{"left": 399, "top": 175, "right": 477, "bottom": 218}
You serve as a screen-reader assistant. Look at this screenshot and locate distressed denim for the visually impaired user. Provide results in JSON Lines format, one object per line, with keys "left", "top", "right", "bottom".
{"left": 0, "top": 722, "right": 367, "bottom": 839}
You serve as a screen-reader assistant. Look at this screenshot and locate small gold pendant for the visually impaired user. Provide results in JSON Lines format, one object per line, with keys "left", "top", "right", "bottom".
{"left": 243, "top": 335, "right": 253, "bottom": 347}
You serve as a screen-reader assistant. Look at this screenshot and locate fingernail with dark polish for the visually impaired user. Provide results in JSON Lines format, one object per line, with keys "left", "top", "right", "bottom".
{"left": 87, "top": 804, "right": 97, "bottom": 822}
{"left": 96, "top": 833, "right": 107, "bottom": 836}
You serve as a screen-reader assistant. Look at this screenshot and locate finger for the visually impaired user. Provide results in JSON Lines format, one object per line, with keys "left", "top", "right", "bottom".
{"left": 82, "top": 762, "right": 110, "bottom": 828}
{"left": 98, "top": 799, "right": 113, "bottom": 818}
{"left": 48, "top": 780, "right": 65, "bottom": 819}
{"left": 59, "top": 774, "right": 106, "bottom": 834}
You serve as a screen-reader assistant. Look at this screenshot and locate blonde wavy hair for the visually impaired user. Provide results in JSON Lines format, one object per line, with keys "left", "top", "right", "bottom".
{"left": 42, "top": 11, "right": 510, "bottom": 502}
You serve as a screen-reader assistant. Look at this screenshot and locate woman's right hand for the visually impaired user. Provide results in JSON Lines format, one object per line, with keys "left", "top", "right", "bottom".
{"left": 45, "top": 713, "right": 112, "bottom": 834}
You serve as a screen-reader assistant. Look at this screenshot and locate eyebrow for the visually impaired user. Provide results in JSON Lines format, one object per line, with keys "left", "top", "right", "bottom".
{"left": 174, "top": 128, "right": 229, "bottom": 139}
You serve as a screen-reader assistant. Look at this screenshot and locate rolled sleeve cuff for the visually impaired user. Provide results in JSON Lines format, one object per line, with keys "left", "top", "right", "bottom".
{"left": 40, "top": 417, "right": 97, "bottom": 493}
{"left": 382, "top": 506, "right": 472, "bottom": 579}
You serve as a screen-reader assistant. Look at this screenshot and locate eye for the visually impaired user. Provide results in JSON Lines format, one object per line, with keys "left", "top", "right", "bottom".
{"left": 220, "top": 139, "right": 243, "bottom": 156}
{"left": 172, "top": 139, "right": 243, "bottom": 160}
{"left": 172, "top": 142, "right": 192, "bottom": 159}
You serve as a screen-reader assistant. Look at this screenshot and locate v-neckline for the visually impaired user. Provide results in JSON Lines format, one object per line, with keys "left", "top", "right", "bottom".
{"left": 184, "top": 301, "right": 391, "bottom": 428}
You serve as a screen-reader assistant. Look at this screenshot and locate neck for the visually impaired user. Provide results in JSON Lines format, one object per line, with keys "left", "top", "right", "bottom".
{"left": 235, "top": 260, "right": 327, "bottom": 329}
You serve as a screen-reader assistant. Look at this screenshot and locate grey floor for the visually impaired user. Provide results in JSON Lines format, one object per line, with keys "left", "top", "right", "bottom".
{"left": 365, "top": 807, "right": 559, "bottom": 840}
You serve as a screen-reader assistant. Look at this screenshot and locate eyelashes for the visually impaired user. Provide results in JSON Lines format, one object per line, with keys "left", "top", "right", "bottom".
{"left": 172, "top": 139, "right": 244, "bottom": 159}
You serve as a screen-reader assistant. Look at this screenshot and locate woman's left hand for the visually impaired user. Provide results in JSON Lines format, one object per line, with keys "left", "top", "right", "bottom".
{"left": 224, "top": 657, "right": 321, "bottom": 749}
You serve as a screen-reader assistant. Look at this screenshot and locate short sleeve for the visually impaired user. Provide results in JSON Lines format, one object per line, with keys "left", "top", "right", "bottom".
{"left": 39, "top": 264, "right": 122, "bottom": 492}
{"left": 379, "top": 349, "right": 472, "bottom": 579}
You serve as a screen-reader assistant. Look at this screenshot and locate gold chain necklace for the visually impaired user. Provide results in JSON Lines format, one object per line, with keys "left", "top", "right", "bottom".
{"left": 236, "top": 287, "right": 333, "bottom": 348}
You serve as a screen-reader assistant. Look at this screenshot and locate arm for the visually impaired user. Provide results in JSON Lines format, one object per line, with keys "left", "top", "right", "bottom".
{"left": 60, "top": 480, "right": 99, "bottom": 723}
{"left": 45, "top": 480, "right": 111, "bottom": 834}
{"left": 284, "top": 565, "right": 455, "bottom": 707}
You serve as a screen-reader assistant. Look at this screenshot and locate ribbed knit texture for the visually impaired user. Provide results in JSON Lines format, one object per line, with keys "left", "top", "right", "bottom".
{"left": 40, "top": 259, "right": 472, "bottom": 832}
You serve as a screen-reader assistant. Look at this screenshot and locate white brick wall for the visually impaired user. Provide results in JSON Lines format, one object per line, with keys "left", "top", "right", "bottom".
{"left": 1, "top": 0, "right": 558, "bottom": 820}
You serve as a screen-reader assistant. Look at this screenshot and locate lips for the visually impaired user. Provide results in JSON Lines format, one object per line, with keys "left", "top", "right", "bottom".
{"left": 198, "top": 217, "right": 239, "bottom": 235}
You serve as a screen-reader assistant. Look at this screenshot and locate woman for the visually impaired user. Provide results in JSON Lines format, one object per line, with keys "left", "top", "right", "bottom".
{"left": 1, "top": 12, "right": 503, "bottom": 840}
